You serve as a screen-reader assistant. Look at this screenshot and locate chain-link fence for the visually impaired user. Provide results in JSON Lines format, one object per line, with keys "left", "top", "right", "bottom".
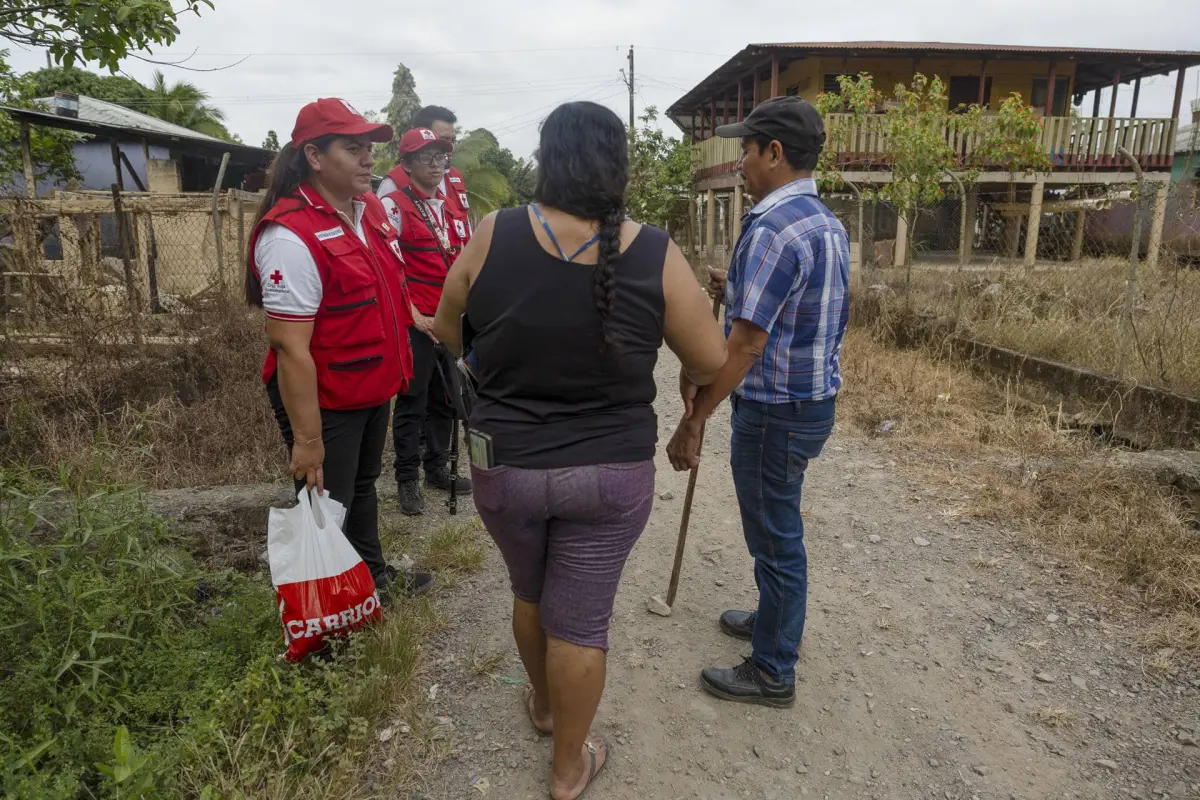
{"left": 0, "top": 188, "right": 279, "bottom": 487}
{"left": 680, "top": 179, "right": 1200, "bottom": 396}
{"left": 855, "top": 180, "right": 1200, "bottom": 397}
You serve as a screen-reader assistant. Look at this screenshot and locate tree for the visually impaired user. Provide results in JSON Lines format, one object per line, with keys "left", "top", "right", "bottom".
{"left": 20, "top": 66, "right": 146, "bottom": 106}
{"left": 382, "top": 64, "right": 421, "bottom": 161}
{"left": 262, "top": 130, "right": 280, "bottom": 151}
{"left": 1, "top": 1, "right": 214, "bottom": 72}
{"left": 0, "top": 51, "right": 77, "bottom": 191}
{"left": 627, "top": 107, "right": 693, "bottom": 229}
{"left": 141, "top": 69, "right": 231, "bottom": 140}
{"left": 510, "top": 156, "right": 536, "bottom": 206}
{"left": 453, "top": 128, "right": 514, "bottom": 215}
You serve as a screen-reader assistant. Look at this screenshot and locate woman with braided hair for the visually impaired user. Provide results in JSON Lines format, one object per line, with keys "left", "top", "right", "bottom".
{"left": 433, "top": 101, "right": 726, "bottom": 799}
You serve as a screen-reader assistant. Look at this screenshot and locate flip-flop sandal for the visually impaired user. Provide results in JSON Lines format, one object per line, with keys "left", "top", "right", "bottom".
{"left": 557, "top": 734, "right": 609, "bottom": 800}
{"left": 523, "top": 684, "right": 553, "bottom": 737}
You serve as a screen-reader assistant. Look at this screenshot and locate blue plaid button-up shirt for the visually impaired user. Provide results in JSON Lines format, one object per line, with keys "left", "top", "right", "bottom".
{"left": 724, "top": 178, "right": 850, "bottom": 403}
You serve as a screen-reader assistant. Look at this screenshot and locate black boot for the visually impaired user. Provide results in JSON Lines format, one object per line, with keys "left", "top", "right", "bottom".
{"left": 425, "top": 464, "right": 473, "bottom": 495}
{"left": 377, "top": 565, "right": 434, "bottom": 601}
{"left": 700, "top": 658, "right": 795, "bottom": 708}
{"left": 398, "top": 480, "right": 425, "bottom": 516}
{"left": 719, "top": 609, "right": 756, "bottom": 641}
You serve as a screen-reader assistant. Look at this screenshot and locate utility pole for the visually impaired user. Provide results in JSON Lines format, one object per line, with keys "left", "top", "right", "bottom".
{"left": 621, "top": 46, "right": 636, "bottom": 142}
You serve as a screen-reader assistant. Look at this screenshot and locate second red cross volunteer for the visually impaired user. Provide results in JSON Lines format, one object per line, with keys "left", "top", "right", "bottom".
{"left": 245, "top": 97, "right": 433, "bottom": 598}
{"left": 377, "top": 105, "right": 472, "bottom": 233}
{"left": 381, "top": 128, "right": 472, "bottom": 516}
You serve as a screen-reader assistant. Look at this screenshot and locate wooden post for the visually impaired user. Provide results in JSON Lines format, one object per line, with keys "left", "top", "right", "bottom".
{"left": 1092, "top": 89, "right": 1102, "bottom": 117}
{"left": 110, "top": 183, "right": 144, "bottom": 341}
{"left": 978, "top": 61, "right": 988, "bottom": 107}
{"left": 770, "top": 56, "right": 780, "bottom": 98}
{"left": 752, "top": 67, "right": 760, "bottom": 108}
{"left": 705, "top": 189, "right": 716, "bottom": 259}
{"left": 1024, "top": 178, "right": 1046, "bottom": 267}
{"left": 1045, "top": 61, "right": 1057, "bottom": 117}
{"left": 1146, "top": 182, "right": 1170, "bottom": 269}
{"left": 723, "top": 89, "right": 730, "bottom": 125}
{"left": 1070, "top": 210, "right": 1087, "bottom": 261}
{"left": 237, "top": 193, "right": 246, "bottom": 264}
{"left": 737, "top": 80, "right": 745, "bottom": 122}
{"left": 19, "top": 122, "right": 36, "bottom": 198}
{"left": 710, "top": 98, "right": 717, "bottom": 137}
{"left": 140, "top": 139, "right": 162, "bottom": 312}
{"left": 1108, "top": 70, "right": 1121, "bottom": 118}
{"left": 1130, "top": 77, "right": 1142, "bottom": 118}
{"left": 894, "top": 213, "right": 908, "bottom": 269}
{"left": 1171, "top": 67, "right": 1188, "bottom": 123}
{"left": 211, "top": 152, "right": 231, "bottom": 289}
{"left": 687, "top": 191, "right": 698, "bottom": 258}
{"left": 732, "top": 184, "right": 744, "bottom": 243}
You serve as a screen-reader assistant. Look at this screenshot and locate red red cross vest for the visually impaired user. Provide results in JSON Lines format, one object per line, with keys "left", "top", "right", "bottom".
{"left": 383, "top": 183, "right": 468, "bottom": 316}
{"left": 250, "top": 185, "right": 414, "bottom": 411}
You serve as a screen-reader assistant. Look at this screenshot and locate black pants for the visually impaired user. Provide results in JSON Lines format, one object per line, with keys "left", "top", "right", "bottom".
{"left": 393, "top": 329, "right": 454, "bottom": 483}
{"left": 267, "top": 376, "right": 389, "bottom": 583}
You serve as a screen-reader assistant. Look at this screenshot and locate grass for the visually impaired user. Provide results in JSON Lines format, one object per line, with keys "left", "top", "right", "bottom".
{"left": 871, "top": 257, "right": 1200, "bottom": 396}
{"left": 0, "top": 465, "right": 482, "bottom": 799}
{"left": 1, "top": 310, "right": 282, "bottom": 491}
{"left": 837, "top": 319, "right": 1200, "bottom": 658}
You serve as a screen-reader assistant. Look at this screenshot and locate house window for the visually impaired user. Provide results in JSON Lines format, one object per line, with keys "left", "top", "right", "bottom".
{"left": 823, "top": 73, "right": 854, "bottom": 94}
{"left": 948, "top": 76, "right": 993, "bottom": 111}
{"left": 1031, "top": 77, "right": 1070, "bottom": 116}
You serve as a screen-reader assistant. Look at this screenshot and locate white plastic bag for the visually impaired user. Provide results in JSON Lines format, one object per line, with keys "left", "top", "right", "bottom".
{"left": 267, "top": 489, "right": 382, "bottom": 662}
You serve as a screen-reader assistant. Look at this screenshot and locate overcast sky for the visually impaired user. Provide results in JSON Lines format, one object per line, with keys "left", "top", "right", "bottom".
{"left": 7, "top": 0, "right": 1200, "bottom": 156}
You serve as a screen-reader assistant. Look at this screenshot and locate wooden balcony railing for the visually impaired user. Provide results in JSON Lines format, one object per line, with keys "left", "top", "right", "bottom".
{"left": 692, "top": 115, "right": 1179, "bottom": 178}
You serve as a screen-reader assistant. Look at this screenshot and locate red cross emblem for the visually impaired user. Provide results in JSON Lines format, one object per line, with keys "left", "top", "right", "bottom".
{"left": 269, "top": 270, "right": 283, "bottom": 285}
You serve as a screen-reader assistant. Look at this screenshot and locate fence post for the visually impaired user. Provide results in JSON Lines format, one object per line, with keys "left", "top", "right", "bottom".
{"left": 110, "top": 183, "right": 144, "bottom": 345}
{"left": 846, "top": 180, "right": 864, "bottom": 276}
{"left": 211, "top": 153, "right": 231, "bottom": 290}
{"left": 1070, "top": 209, "right": 1087, "bottom": 261}
{"left": 705, "top": 189, "right": 716, "bottom": 262}
{"left": 1116, "top": 145, "right": 1144, "bottom": 376}
{"left": 1145, "top": 182, "right": 1169, "bottom": 269}
{"left": 1023, "top": 178, "right": 1045, "bottom": 268}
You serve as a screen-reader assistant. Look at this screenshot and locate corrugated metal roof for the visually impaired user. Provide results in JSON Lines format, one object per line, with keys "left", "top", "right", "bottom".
{"left": 752, "top": 41, "right": 1200, "bottom": 58}
{"left": 33, "top": 94, "right": 227, "bottom": 144}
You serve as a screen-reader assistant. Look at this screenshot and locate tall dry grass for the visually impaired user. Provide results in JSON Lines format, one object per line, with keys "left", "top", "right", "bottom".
{"left": 1, "top": 308, "right": 282, "bottom": 490}
{"left": 838, "top": 323, "right": 1200, "bottom": 655}
{"left": 879, "top": 257, "right": 1200, "bottom": 397}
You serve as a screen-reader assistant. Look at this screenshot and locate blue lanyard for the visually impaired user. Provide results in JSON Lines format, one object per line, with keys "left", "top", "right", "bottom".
{"left": 530, "top": 204, "right": 599, "bottom": 262}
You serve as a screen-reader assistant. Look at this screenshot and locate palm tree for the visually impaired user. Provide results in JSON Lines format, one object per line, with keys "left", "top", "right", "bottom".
{"left": 141, "top": 70, "right": 232, "bottom": 140}
{"left": 453, "top": 129, "right": 515, "bottom": 218}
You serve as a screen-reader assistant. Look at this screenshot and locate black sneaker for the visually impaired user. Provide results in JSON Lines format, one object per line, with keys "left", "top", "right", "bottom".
{"left": 425, "top": 465, "right": 473, "bottom": 495}
{"left": 719, "top": 609, "right": 756, "bottom": 641}
{"left": 377, "top": 565, "right": 435, "bottom": 600}
{"left": 399, "top": 480, "right": 425, "bottom": 516}
{"left": 700, "top": 658, "right": 796, "bottom": 708}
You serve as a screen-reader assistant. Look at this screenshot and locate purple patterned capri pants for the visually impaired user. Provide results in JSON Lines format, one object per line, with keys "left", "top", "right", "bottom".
{"left": 471, "top": 461, "right": 656, "bottom": 651}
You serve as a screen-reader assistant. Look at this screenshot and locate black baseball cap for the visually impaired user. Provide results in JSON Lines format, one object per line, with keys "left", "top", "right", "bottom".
{"left": 715, "top": 96, "right": 826, "bottom": 154}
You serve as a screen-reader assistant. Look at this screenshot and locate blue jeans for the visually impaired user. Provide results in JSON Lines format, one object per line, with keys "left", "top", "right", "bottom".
{"left": 729, "top": 394, "right": 836, "bottom": 685}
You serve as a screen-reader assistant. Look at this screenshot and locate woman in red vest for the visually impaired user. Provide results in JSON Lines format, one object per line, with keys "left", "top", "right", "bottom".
{"left": 244, "top": 97, "right": 432, "bottom": 598}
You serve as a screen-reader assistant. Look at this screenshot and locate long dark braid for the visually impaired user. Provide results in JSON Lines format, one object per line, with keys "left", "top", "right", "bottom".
{"left": 593, "top": 206, "right": 624, "bottom": 353}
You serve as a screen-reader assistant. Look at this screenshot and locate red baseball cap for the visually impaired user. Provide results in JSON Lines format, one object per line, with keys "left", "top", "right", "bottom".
{"left": 290, "top": 98, "right": 393, "bottom": 148}
{"left": 399, "top": 128, "right": 454, "bottom": 156}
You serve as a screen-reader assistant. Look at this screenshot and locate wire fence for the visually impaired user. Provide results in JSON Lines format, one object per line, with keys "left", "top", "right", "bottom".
{"left": 684, "top": 179, "right": 1200, "bottom": 397}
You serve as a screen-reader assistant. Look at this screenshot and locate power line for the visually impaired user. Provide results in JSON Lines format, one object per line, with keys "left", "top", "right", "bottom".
{"left": 151, "top": 45, "right": 624, "bottom": 58}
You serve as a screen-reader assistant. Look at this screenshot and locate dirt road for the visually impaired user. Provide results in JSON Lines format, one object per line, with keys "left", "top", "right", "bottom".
{"left": 409, "top": 352, "right": 1200, "bottom": 800}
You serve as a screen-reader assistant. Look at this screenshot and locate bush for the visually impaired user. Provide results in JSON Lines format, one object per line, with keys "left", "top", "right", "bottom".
{"left": 0, "top": 471, "right": 431, "bottom": 799}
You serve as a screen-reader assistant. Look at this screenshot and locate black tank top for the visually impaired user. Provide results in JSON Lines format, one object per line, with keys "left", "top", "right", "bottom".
{"left": 465, "top": 207, "right": 668, "bottom": 469}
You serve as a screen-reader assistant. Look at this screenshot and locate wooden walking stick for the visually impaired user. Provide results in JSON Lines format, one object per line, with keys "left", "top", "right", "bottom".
{"left": 648, "top": 290, "right": 723, "bottom": 617}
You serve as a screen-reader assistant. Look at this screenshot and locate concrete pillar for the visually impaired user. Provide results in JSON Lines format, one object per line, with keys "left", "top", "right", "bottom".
{"left": 962, "top": 185, "right": 978, "bottom": 262}
{"left": 1070, "top": 210, "right": 1087, "bottom": 261}
{"left": 1024, "top": 178, "right": 1046, "bottom": 267}
{"left": 705, "top": 189, "right": 716, "bottom": 259}
{"left": 1146, "top": 182, "right": 1170, "bottom": 269}
{"left": 732, "top": 185, "right": 744, "bottom": 242}
{"left": 894, "top": 213, "right": 909, "bottom": 268}
{"left": 1002, "top": 184, "right": 1021, "bottom": 257}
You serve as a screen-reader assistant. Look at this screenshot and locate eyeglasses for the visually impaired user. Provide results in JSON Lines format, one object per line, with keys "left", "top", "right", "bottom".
{"left": 415, "top": 152, "right": 450, "bottom": 166}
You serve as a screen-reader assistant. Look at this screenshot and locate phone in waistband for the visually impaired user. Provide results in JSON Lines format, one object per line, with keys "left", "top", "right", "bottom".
{"left": 467, "top": 429, "right": 495, "bottom": 470}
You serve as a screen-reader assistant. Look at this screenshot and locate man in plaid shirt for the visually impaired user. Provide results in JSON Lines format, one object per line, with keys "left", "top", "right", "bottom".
{"left": 668, "top": 96, "right": 850, "bottom": 708}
